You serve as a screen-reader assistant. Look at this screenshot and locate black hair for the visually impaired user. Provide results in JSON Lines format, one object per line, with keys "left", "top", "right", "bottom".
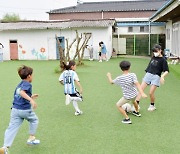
{"left": 62, "top": 60, "right": 76, "bottom": 70}
{"left": 18, "top": 65, "right": 33, "bottom": 79}
{"left": 119, "top": 61, "right": 131, "bottom": 71}
{"left": 99, "top": 41, "right": 103, "bottom": 47}
{"left": 152, "top": 44, "right": 164, "bottom": 56}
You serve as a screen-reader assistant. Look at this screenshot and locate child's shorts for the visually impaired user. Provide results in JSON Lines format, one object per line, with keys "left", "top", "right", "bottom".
{"left": 116, "top": 97, "right": 136, "bottom": 107}
{"left": 143, "top": 72, "right": 160, "bottom": 87}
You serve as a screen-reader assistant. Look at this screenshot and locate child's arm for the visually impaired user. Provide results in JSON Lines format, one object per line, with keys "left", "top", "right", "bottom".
{"left": 75, "top": 80, "right": 83, "bottom": 94}
{"left": 135, "top": 82, "right": 147, "bottom": 98}
{"left": 31, "top": 94, "right": 39, "bottom": 99}
{"left": 106, "top": 72, "right": 114, "bottom": 84}
{"left": 160, "top": 71, "right": 168, "bottom": 84}
{"left": 59, "top": 81, "right": 64, "bottom": 85}
{"left": 20, "top": 90, "right": 37, "bottom": 109}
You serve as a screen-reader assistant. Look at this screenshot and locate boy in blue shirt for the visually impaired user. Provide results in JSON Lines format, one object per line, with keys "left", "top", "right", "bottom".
{"left": 0, "top": 65, "right": 40, "bottom": 154}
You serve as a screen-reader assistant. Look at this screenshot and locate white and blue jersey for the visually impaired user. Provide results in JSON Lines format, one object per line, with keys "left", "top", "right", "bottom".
{"left": 59, "top": 70, "right": 79, "bottom": 94}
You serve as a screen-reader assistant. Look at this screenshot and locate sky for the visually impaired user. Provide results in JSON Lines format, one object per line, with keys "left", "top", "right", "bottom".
{"left": 0, "top": 0, "right": 137, "bottom": 21}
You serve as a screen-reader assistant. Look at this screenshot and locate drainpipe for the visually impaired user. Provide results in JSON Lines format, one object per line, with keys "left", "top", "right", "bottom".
{"left": 148, "top": 20, "right": 151, "bottom": 55}
{"left": 101, "top": 10, "right": 104, "bottom": 19}
{"left": 133, "top": 34, "right": 136, "bottom": 56}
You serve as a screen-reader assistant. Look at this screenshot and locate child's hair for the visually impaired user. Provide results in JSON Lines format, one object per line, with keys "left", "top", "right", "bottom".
{"left": 152, "top": 44, "right": 164, "bottom": 56}
{"left": 62, "top": 60, "right": 76, "bottom": 70}
{"left": 119, "top": 61, "right": 131, "bottom": 71}
{"left": 99, "top": 41, "right": 103, "bottom": 47}
{"left": 18, "top": 65, "right": 33, "bottom": 79}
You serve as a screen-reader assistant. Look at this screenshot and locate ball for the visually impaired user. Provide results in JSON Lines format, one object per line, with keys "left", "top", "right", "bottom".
{"left": 122, "top": 103, "right": 132, "bottom": 113}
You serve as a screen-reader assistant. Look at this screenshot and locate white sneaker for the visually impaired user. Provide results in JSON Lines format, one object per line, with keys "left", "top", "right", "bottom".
{"left": 148, "top": 105, "right": 156, "bottom": 111}
{"left": 27, "top": 139, "right": 40, "bottom": 145}
{"left": 65, "top": 94, "right": 71, "bottom": 105}
{"left": 75, "top": 111, "right": 83, "bottom": 116}
{"left": 99, "top": 60, "right": 102, "bottom": 62}
{"left": 0, "top": 147, "right": 8, "bottom": 154}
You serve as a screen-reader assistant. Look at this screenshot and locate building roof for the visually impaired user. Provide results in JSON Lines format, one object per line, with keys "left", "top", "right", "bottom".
{"left": 48, "top": 0, "right": 168, "bottom": 14}
{"left": 0, "top": 19, "right": 115, "bottom": 31}
{"left": 150, "top": 0, "right": 180, "bottom": 22}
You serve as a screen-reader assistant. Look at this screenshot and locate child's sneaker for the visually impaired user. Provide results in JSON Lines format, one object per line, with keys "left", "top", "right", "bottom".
{"left": 0, "top": 147, "right": 8, "bottom": 154}
{"left": 75, "top": 111, "right": 83, "bottom": 116}
{"left": 148, "top": 105, "right": 156, "bottom": 111}
{"left": 122, "top": 118, "right": 132, "bottom": 124}
{"left": 132, "top": 111, "right": 141, "bottom": 117}
{"left": 27, "top": 139, "right": 40, "bottom": 145}
{"left": 65, "top": 94, "right": 71, "bottom": 105}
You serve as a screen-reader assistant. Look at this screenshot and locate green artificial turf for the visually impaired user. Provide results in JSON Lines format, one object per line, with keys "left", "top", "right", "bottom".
{"left": 0, "top": 58, "right": 180, "bottom": 154}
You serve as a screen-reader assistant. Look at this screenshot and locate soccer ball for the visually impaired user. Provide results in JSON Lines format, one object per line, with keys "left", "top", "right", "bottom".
{"left": 122, "top": 103, "right": 132, "bottom": 113}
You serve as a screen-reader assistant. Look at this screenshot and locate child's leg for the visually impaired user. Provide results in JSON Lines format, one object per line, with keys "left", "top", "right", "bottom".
{"left": 133, "top": 100, "right": 139, "bottom": 112}
{"left": 136, "top": 81, "right": 148, "bottom": 103}
{"left": 4, "top": 108, "right": 24, "bottom": 148}
{"left": 149, "top": 85, "right": 157, "bottom": 104}
{"left": 26, "top": 111, "right": 39, "bottom": 139}
{"left": 72, "top": 101, "right": 81, "bottom": 112}
{"left": 116, "top": 97, "right": 129, "bottom": 119}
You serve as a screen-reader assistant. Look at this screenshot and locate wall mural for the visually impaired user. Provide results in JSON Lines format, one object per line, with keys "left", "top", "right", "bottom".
{"left": 19, "top": 44, "right": 47, "bottom": 60}
{"left": 18, "top": 44, "right": 26, "bottom": 59}
{"left": 31, "top": 47, "right": 47, "bottom": 60}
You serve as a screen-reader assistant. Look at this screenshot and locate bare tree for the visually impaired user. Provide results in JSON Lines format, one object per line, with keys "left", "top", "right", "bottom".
{"left": 56, "top": 30, "right": 91, "bottom": 71}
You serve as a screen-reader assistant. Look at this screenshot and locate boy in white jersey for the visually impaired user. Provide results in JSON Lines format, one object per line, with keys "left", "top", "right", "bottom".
{"left": 59, "top": 60, "right": 83, "bottom": 116}
{"left": 107, "top": 61, "right": 147, "bottom": 124}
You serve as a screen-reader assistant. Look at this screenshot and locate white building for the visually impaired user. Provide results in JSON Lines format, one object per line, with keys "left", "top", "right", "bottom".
{"left": 113, "top": 18, "right": 166, "bottom": 56}
{"left": 0, "top": 19, "right": 115, "bottom": 61}
{"left": 151, "top": 0, "right": 180, "bottom": 58}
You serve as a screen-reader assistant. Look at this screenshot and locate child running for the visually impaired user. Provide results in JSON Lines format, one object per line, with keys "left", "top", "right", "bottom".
{"left": 107, "top": 60, "right": 147, "bottom": 124}
{"left": 59, "top": 60, "right": 83, "bottom": 116}
{"left": 0, "top": 65, "right": 40, "bottom": 154}
{"left": 136, "top": 44, "right": 169, "bottom": 111}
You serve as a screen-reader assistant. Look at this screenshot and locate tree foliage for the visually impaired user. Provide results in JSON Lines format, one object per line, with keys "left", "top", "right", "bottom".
{"left": 1, "top": 13, "right": 21, "bottom": 22}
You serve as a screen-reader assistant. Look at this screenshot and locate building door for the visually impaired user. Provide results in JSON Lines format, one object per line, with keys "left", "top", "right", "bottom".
{"left": 10, "top": 40, "right": 18, "bottom": 60}
{"left": 56, "top": 37, "right": 65, "bottom": 60}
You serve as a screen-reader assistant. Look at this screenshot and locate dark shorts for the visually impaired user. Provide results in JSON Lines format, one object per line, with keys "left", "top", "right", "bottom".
{"left": 99, "top": 52, "right": 101, "bottom": 56}
{"left": 65, "top": 92, "right": 83, "bottom": 100}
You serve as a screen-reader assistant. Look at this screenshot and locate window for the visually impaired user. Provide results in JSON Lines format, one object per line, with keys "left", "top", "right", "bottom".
{"left": 128, "top": 27, "right": 133, "bottom": 32}
{"left": 140, "top": 26, "right": 145, "bottom": 32}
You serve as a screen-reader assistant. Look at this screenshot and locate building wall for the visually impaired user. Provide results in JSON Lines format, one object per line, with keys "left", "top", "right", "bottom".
{"left": 0, "top": 27, "right": 112, "bottom": 61}
{"left": 0, "top": 29, "right": 59, "bottom": 60}
{"left": 59, "top": 27, "right": 112, "bottom": 60}
{"left": 117, "top": 26, "right": 165, "bottom": 35}
{"left": 113, "top": 25, "right": 165, "bottom": 55}
{"left": 49, "top": 11, "right": 155, "bottom": 20}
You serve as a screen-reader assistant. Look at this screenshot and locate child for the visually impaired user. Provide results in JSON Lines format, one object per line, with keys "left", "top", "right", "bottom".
{"left": 0, "top": 65, "right": 40, "bottom": 154}
{"left": 98, "top": 42, "right": 102, "bottom": 62}
{"left": 59, "top": 60, "right": 83, "bottom": 116}
{"left": 107, "top": 61, "right": 147, "bottom": 124}
{"left": 136, "top": 44, "right": 169, "bottom": 111}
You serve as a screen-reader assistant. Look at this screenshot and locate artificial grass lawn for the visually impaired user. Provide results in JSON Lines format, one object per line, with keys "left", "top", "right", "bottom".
{"left": 0, "top": 58, "right": 180, "bottom": 154}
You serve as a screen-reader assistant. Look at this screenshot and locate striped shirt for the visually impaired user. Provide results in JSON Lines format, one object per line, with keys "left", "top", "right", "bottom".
{"left": 59, "top": 70, "right": 79, "bottom": 94}
{"left": 113, "top": 73, "right": 138, "bottom": 100}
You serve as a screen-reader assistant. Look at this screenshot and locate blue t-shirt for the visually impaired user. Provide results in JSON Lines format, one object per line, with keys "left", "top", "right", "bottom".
{"left": 101, "top": 44, "right": 107, "bottom": 54}
{"left": 12, "top": 80, "right": 32, "bottom": 110}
